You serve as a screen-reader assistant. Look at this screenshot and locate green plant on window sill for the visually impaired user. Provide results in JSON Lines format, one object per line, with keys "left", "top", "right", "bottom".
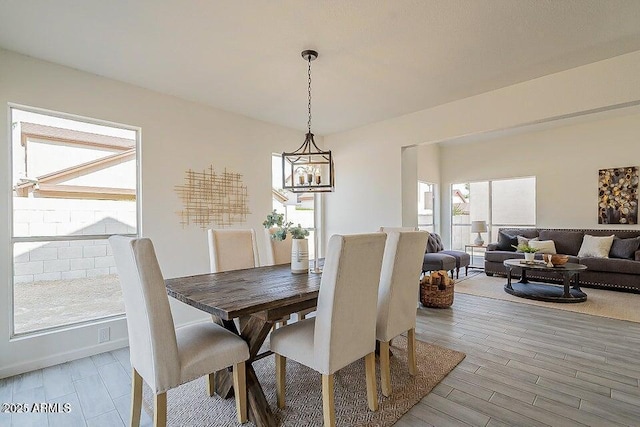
{"left": 512, "top": 244, "right": 539, "bottom": 253}
{"left": 263, "top": 210, "right": 309, "bottom": 241}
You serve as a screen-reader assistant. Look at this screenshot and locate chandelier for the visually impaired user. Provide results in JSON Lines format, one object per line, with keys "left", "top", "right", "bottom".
{"left": 282, "top": 50, "right": 334, "bottom": 193}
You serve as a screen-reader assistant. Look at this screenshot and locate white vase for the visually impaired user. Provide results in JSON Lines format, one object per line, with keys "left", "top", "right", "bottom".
{"left": 524, "top": 252, "right": 535, "bottom": 262}
{"left": 291, "top": 238, "right": 309, "bottom": 274}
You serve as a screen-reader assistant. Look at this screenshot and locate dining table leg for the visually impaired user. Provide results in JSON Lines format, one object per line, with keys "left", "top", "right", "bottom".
{"left": 241, "top": 316, "right": 276, "bottom": 427}
{"left": 211, "top": 315, "right": 240, "bottom": 399}
{"left": 212, "top": 314, "right": 277, "bottom": 427}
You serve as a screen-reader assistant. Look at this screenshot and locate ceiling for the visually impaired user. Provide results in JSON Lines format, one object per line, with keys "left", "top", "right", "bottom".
{"left": 1, "top": 1, "right": 640, "bottom": 135}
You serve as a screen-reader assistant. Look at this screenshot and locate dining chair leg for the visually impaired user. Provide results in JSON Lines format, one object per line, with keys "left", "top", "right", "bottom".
{"left": 379, "top": 341, "right": 392, "bottom": 397}
{"left": 233, "top": 361, "right": 247, "bottom": 423}
{"left": 130, "top": 368, "right": 143, "bottom": 427}
{"left": 365, "top": 352, "right": 378, "bottom": 411}
{"left": 322, "top": 374, "right": 336, "bottom": 427}
{"left": 153, "top": 392, "right": 167, "bottom": 427}
{"left": 206, "top": 373, "right": 215, "bottom": 396}
{"left": 408, "top": 328, "right": 417, "bottom": 376}
{"left": 276, "top": 354, "right": 286, "bottom": 409}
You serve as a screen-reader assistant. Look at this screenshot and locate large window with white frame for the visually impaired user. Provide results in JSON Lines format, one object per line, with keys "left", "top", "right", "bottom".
{"left": 10, "top": 106, "right": 139, "bottom": 335}
{"left": 451, "top": 177, "right": 536, "bottom": 250}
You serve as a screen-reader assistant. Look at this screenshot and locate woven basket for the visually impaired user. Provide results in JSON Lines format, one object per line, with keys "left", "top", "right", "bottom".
{"left": 420, "top": 270, "right": 455, "bottom": 308}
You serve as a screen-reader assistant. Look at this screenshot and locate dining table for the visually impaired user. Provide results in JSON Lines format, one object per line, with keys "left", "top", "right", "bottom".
{"left": 165, "top": 263, "right": 322, "bottom": 427}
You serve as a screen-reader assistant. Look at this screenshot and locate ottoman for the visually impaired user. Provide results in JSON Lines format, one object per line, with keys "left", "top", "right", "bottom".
{"left": 440, "top": 250, "right": 471, "bottom": 279}
{"left": 423, "top": 253, "right": 456, "bottom": 278}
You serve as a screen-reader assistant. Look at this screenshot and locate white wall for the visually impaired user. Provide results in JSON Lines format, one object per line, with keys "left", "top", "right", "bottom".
{"left": 324, "top": 50, "right": 640, "bottom": 243}
{"left": 0, "top": 49, "right": 308, "bottom": 376}
{"left": 439, "top": 112, "right": 640, "bottom": 244}
{"left": 401, "top": 146, "right": 418, "bottom": 227}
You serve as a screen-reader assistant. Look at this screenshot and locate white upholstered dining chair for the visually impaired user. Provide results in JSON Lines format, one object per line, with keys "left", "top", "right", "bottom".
{"left": 270, "top": 233, "right": 387, "bottom": 427}
{"left": 376, "top": 230, "right": 429, "bottom": 397}
{"left": 263, "top": 228, "right": 292, "bottom": 266}
{"left": 207, "top": 229, "right": 259, "bottom": 273}
{"left": 110, "top": 236, "right": 250, "bottom": 426}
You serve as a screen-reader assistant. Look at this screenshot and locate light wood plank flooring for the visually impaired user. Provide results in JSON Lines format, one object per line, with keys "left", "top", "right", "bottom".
{"left": 2, "top": 292, "right": 640, "bottom": 426}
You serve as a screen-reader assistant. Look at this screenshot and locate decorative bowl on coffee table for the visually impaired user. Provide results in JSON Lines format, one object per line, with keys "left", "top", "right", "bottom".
{"left": 551, "top": 254, "right": 569, "bottom": 266}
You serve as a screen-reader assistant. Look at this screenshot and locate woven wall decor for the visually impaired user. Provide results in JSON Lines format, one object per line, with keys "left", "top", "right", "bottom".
{"left": 175, "top": 165, "right": 250, "bottom": 229}
{"left": 598, "top": 166, "right": 638, "bottom": 225}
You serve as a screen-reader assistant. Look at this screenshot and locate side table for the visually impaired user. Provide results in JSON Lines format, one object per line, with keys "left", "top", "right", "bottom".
{"left": 464, "top": 244, "right": 486, "bottom": 270}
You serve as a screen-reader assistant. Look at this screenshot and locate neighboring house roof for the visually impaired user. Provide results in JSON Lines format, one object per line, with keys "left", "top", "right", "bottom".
{"left": 21, "top": 122, "right": 135, "bottom": 150}
{"left": 452, "top": 189, "right": 468, "bottom": 204}
{"left": 23, "top": 184, "right": 135, "bottom": 201}
{"left": 272, "top": 188, "right": 288, "bottom": 204}
{"left": 15, "top": 149, "right": 136, "bottom": 201}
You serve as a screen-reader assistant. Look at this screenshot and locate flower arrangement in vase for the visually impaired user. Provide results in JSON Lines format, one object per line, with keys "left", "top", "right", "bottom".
{"left": 512, "top": 244, "right": 539, "bottom": 262}
{"left": 263, "top": 210, "right": 309, "bottom": 273}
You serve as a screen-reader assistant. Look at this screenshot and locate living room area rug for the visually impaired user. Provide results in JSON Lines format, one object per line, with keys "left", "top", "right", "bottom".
{"left": 455, "top": 271, "right": 640, "bottom": 323}
{"left": 141, "top": 335, "right": 465, "bottom": 426}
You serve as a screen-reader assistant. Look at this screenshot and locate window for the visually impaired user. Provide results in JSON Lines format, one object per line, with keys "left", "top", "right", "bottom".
{"left": 271, "top": 154, "right": 315, "bottom": 258}
{"left": 451, "top": 177, "right": 535, "bottom": 250}
{"left": 418, "top": 181, "right": 435, "bottom": 233}
{"left": 10, "top": 106, "right": 139, "bottom": 335}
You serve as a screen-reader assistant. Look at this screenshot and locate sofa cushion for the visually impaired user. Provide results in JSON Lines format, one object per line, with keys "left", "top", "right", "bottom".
{"left": 580, "top": 257, "right": 640, "bottom": 275}
{"left": 578, "top": 234, "right": 615, "bottom": 258}
{"left": 610, "top": 236, "right": 640, "bottom": 259}
{"left": 529, "top": 239, "right": 557, "bottom": 254}
{"left": 501, "top": 228, "right": 538, "bottom": 239}
{"left": 485, "top": 251, "right": 579, "bottom": 264}
{"left": 440, "top": 250, "right": 471, "bottom": 268}
{"left": 423, "top": 253, "right": 456, "bottom": 271}
{"left": 497, "top": 231, "right": 518, "bottom": 251}
{"left": 516, "top": 236, "right": 538, "bottom": 250}
{"left": 538, "top": 230, "right": 584, "bottom": 256}
{"left": 484, "top": 251, "right": 530, "bottom": 263}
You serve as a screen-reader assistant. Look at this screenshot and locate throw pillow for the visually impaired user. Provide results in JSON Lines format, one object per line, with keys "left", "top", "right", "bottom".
{"left": 529, "top": 239, "right": 557, "bottom": 254}
{"left": 578, "top": 234, "right": 615, "bottom": 258}
{"left": 497, "top": 231, "right": 518, "bottom": 251}
{"left": 609, "top": 236, "right": 640, "bottom": 259}
{"left": 515, "top": 236, "right": 538, "bottom": 251}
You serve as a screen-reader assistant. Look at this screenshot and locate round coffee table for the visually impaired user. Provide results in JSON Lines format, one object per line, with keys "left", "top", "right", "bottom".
{"left": 503, "top": 259, "right": 588, "bottom": 303}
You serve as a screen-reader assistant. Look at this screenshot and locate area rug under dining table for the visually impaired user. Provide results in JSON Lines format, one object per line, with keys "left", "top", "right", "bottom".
{"left": 141, "top": 335, "right": 465, "bottom": 426}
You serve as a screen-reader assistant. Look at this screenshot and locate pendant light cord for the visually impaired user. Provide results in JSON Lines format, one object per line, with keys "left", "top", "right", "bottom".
{"left": 307, "top": 57, "right": 312, "bottom": 133}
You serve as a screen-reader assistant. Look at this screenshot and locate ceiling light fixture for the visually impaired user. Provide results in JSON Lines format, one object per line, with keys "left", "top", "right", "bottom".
{"left": 282, "top": 49, "right": 334, "bottom": 193}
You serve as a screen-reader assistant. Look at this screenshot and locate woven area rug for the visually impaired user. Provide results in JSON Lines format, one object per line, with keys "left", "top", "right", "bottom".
{"left": 142, "top": 336, "right": 465, "bottom": 426}
{"left": 455, "top": 272, "right": 640, "bottom": 323}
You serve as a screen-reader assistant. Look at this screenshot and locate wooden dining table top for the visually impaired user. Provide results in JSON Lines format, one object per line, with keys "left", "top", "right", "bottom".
{"left": 165, "top": 263, "right": 323, "bottom": 321}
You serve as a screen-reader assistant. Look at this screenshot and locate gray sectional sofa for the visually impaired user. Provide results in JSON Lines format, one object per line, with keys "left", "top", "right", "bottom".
{"left": 485, "top": 228, "right": 640, "bottom": 292}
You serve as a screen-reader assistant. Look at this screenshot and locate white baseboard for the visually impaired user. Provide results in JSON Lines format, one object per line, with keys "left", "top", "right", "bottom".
{"left": 0, "top": 338, "right": 129, "bottom": 379}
